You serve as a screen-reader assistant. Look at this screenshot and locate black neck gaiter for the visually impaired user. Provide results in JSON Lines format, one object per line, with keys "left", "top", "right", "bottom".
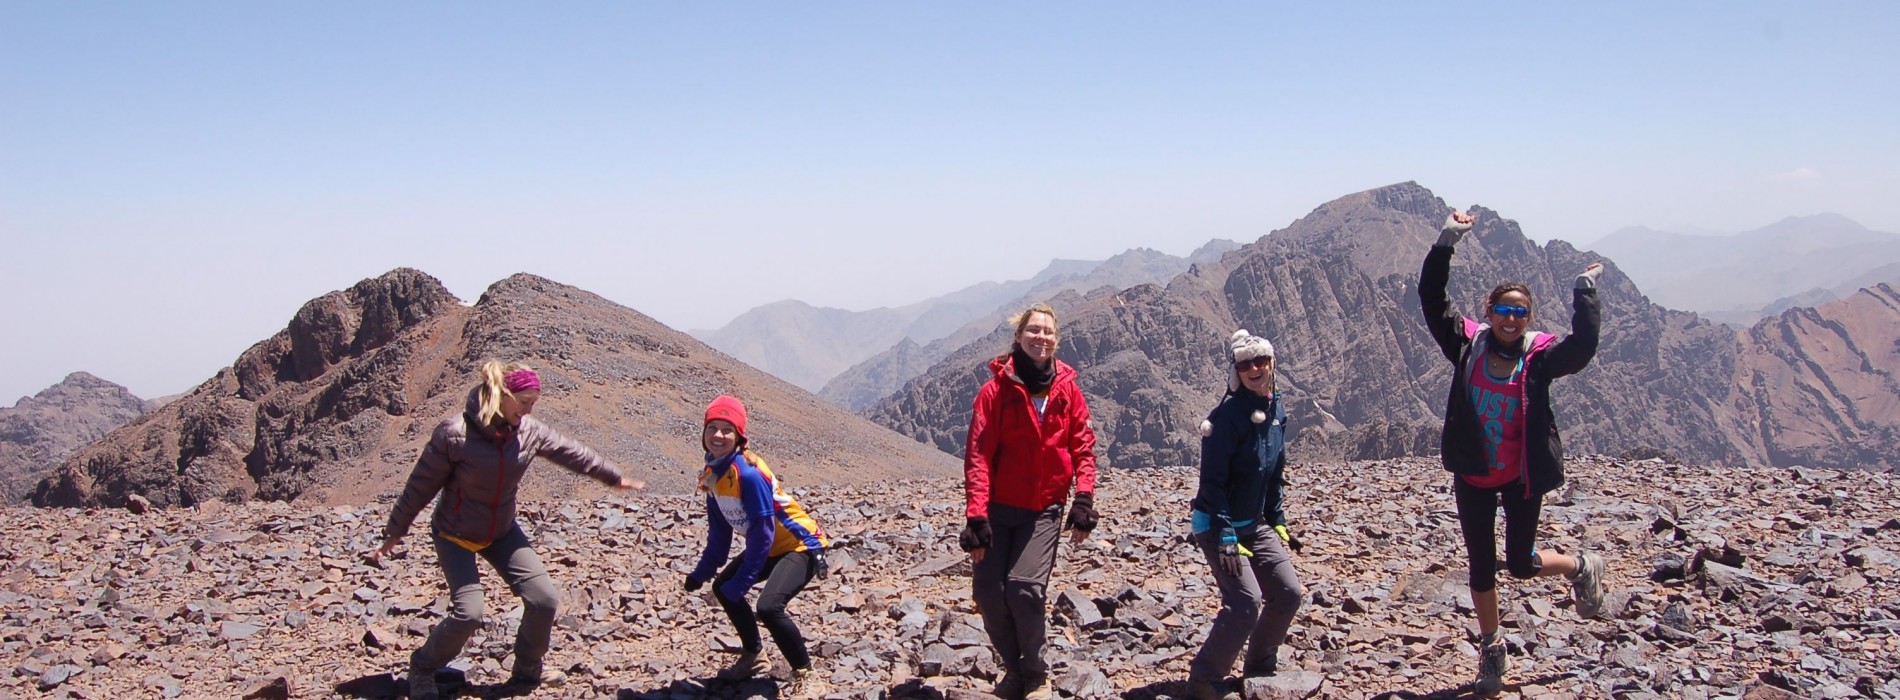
{"left": 1010, "top": 344, "right": 1055, "bottom": 393}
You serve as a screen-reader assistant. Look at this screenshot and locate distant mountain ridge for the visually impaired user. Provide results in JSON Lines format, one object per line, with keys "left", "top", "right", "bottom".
{"left": 1589, "top": 213, "right": 1900, "bottom": 323}
{"left": 868, "top": 182, "right": 1900, "bottom": 473}
{"left": 697, "top": 241, "right": 1238, "bottom": 394}
{"left": 34, "top": 269, "right": 958, "bottom": 508}
{"left": 0, "top": 372, "right": 159, "bottom": 503}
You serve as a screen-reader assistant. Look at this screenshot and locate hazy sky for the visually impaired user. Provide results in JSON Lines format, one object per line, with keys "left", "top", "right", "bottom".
{"left": 5, "top": 3, "right": 1896, "bottom": 403}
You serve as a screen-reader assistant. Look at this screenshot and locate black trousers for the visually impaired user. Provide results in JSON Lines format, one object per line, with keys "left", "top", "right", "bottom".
{"left": 713, "top": 549, "right": 817, "bottom": 670}
{"left": 1454, "top": 478, "right": 1545, "bottom": 593}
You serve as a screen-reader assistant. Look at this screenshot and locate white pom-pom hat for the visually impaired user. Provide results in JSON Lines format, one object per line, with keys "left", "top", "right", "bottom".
{"left": 1227, "top": 329, "right": 1275, "bottom": 392}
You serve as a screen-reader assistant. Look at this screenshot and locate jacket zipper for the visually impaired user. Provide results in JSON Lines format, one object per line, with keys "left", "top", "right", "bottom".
{"left": 487, "top": 427, "right": 509, "bottom": 545}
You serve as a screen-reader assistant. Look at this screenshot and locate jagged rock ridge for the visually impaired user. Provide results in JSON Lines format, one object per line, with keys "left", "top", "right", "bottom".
{"left": 33, "top": 268, "right": 959, "bottom": 508}
{"left": 869, "top": 182, "right": 1900, "bottom": 472}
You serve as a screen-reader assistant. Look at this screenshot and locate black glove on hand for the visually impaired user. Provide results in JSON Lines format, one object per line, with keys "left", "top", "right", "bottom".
{"left": 1437, "top": 211, "right": 1473, "bottom": 247}
{"left": 1217, "top": 542, "right": 1245, "bottom": 579}
{"left": 684, "top": 575, "right": 704, "bottom": 592}
{"left": 812, "top": 551, "right": 830, "bottom": 580}
{"left": 1065, "top": 491, "right": 1097, "bottom": 533}
{"left": 959, "top": 517, "right": 992, "bottom": 552}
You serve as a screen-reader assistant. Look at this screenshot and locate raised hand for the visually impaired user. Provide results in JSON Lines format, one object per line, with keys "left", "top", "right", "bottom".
{"left": 1576, "top": 262, "right": 1604, "bottom": 289}
{"left": 613, "top": 476, "right": 646, "bottom": 492}
{"left": 1437, "top": 210, "right": 1475, "bottom": 247}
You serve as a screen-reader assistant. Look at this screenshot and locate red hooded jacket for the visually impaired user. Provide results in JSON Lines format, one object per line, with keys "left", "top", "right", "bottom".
{"left": 964, "top": 354, "right": 1099, "bottom": 519}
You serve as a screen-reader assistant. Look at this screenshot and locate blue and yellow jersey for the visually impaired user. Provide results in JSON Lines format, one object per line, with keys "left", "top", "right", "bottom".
{"left": 688, "top": 449, "right": 827, "bottom": 593}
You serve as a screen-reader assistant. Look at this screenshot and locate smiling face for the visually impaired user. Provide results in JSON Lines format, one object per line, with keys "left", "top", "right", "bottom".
{"left": 1014, "top": 311, "right": 1059, "bottom": 365}
{"left": 703, "top": 419, "right": 739, "bottom": 460}
{"left": 499, "top": 389, "right": 539, "bottom": 426}
{"left": 1485, "top": 289, "right": 1534, "bottom": 346}
{"left": 1235, "top": 355, "right": 1274, "bottom": 396}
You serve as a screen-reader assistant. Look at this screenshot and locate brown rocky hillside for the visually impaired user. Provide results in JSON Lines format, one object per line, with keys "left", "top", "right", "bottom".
{"left": 0, "top": 373, "right": 156, "bottom": 504}
{"left": 31, "top": 269, "right": 958, "bottom": 508}
{"left": 869, "top": 182, "right": 1900, "bottom": 472}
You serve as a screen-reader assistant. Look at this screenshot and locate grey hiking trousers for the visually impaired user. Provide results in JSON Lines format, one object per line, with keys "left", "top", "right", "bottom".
{"left": 411, "top": 523, "right": 560, "bottom": 671}
{"left": 972, "top": 503, "right": 1063, "bottom": 679}
{"left": 1190, "top": 524, "right": 1303, "bottom": 679}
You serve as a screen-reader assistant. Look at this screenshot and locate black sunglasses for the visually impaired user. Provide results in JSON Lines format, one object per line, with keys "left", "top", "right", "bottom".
{"left": 1233, "top": 356, "right": 1273, "bottom": 370}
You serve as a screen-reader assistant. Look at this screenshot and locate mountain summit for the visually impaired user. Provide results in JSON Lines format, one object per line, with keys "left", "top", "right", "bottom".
{"left": 34, "top": 269, "right": 957, "bottom": 508}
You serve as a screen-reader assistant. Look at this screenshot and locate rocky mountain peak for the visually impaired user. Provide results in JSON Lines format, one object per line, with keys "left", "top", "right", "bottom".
{"left": 34, "top": 269, "right": 956, "bottom": 509}
{"left": 0, "top": 372, "right": 154, "bottom": 503}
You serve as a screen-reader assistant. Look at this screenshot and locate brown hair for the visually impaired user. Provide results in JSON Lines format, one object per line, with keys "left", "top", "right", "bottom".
{"left": 475, "top": 359, "right": 534, "bottom": 426}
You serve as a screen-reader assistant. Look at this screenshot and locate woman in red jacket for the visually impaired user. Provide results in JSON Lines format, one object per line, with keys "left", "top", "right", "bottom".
{"left": 959, "top": 302, "right": 1100, "bottom": 700}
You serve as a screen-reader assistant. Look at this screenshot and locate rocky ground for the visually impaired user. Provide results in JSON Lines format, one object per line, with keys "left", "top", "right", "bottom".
{"left": 3, "top": 456, "right": 1896, "bottom": 699}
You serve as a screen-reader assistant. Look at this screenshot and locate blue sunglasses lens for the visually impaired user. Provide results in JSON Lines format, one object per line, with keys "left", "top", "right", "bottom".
{"left": 1491, "top": 305, "right": 1529, "bottom": 318}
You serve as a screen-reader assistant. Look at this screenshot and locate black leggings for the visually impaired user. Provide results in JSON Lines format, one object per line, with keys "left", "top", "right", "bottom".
{"left": 1454, "top": 479, "right": 1543, "bottom": 593}
{"left": 713, "top": 550, "right": 816, "bottom": 669}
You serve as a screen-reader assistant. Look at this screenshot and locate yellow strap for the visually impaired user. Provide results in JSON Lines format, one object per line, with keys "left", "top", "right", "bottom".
{"left": 1235, "top": 542, "right": 1254, "bottom": 558}
{"left": 439, "top": 532, "right": 490, "bottom": 552}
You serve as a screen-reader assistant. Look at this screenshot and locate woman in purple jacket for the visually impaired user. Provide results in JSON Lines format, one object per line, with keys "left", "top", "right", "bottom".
{"left": 1419, "top": 210, "right": 1609, "bottom": 697}
{"left": 374, "top": 360, "right": 643, "bottom": 700}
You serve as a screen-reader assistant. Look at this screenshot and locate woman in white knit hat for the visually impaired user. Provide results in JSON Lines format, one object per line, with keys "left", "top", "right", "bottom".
{"left": 1185, "top": 330, "right": 1304, "bottom": 700}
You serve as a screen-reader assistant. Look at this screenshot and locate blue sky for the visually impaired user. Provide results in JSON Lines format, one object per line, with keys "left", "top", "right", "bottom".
{"left": 4, "top": 2, "right": 1896, "bottom": 403}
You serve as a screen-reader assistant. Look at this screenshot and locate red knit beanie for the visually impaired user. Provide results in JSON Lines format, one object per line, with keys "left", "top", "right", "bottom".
{"left": 704, "top": 395, "right": 748, "bottom": 444}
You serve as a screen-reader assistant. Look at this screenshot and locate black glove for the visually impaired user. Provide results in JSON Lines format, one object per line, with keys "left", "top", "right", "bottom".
{"left": 1216, "top": 542, "right": 1244, "bottom": 579}
{"left": 684, "top": 575, "right": 704, "bottom": 592}
{"left": 1064, "top": 492, "right": 1097, "bottom": 533}
{"left": 959, "top": 517, "right": 992, "bottom": 552}
{"left": 812, "top": 550, "right": 830, "bottom": 580}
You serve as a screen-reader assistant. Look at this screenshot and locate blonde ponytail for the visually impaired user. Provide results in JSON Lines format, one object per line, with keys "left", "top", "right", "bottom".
{"left": 475, "top": 360, "right": 534, "bottom": 427}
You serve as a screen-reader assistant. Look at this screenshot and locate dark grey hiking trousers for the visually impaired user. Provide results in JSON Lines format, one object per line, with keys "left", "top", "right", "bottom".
{"left": 972, "top": 503, "right": 1063, "bottom": 679}
{"left": 1190, "top": 524, "right": 1303, "bottom": 679}
{"left": 411, "top": 523, "right": 560, "bottom": 671}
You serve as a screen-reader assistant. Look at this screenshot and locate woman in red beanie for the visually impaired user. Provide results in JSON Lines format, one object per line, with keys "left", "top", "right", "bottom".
{"left": 960, "top": 302, "right": 1099, "bottom": 700}
{"left": 686, "top": 395, "right": 831, "bottom": 697}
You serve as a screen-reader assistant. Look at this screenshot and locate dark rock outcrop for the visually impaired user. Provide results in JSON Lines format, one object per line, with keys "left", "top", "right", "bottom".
{"left": 34, "top": 268, "right": 959, "bottom": 508}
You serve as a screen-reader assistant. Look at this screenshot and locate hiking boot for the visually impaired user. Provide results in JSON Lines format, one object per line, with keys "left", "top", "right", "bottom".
{"left": 717, "top": 649, "right": 769, "bottom": 681}
{"left": 1241, "top": 653, "right": 1278, "bottom": 678}
{"left": 1474, "top": 641, "right": 1510, "bottom": 698}
{"left": 407, "top": 666, "right": 439, "bottom": 700}
{"left": 506, "top": 660, "right": 566, "bottom": 691}
{"left": 784, "top": 666, "right": 827, "bottom": 698}
{"left": 990, "top": 671, "right": 1026, "bottom": 700}
{"left": 1020, "top": 672, "right": 1053, "bottom": 700}
{"left": 1186, "top": 675, "right": 1239, "bottom": 700}
{"left": 1570, "top": 551, "right": 1607, "bottom": 619}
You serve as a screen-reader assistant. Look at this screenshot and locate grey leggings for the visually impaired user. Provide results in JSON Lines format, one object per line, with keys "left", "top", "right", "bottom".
{"left": 411, "top": 523, "right": 560, "bottom": 671}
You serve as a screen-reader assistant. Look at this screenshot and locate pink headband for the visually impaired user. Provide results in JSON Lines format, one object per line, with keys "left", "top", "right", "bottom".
{"left": 503, "top": 369, "right": 541, "bottom": 393}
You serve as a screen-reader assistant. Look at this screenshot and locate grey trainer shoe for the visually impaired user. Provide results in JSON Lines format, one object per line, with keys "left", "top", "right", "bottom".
{"left": 1571, "top": 551, "right": 1607, "bottom": 619}
{"left": 1475, "top": 641, "right": 1510, "bottom": 698}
